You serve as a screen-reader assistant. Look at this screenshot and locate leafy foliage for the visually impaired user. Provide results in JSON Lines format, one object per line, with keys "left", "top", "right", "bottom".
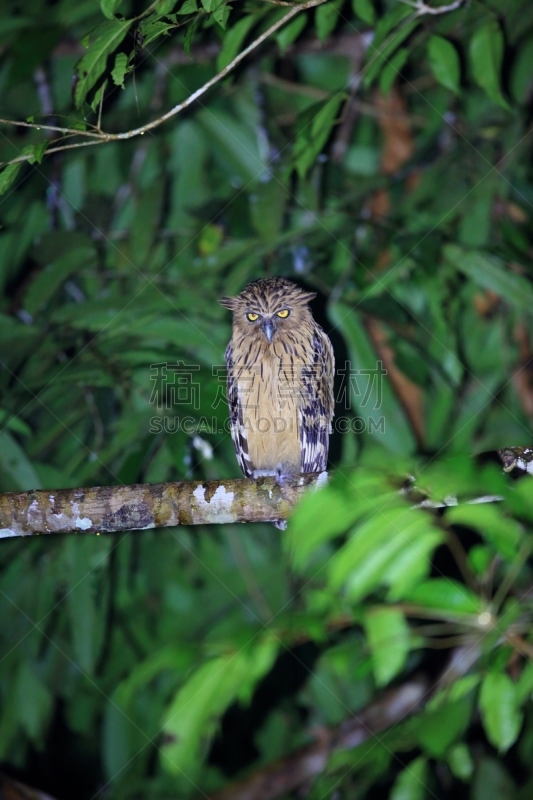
{"left": 1, "top": 0, "right": 533, "bottom": 798}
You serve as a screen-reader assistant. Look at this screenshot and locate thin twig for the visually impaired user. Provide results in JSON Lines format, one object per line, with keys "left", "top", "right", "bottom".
{"left": 398, "top": 0, "right": 463, "bottom": 15}
{"left": 0, "top": 0, "right": 328, "bottom": 168}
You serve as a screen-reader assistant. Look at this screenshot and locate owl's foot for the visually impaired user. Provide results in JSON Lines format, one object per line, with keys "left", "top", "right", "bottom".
{"left": 251, "top": 466, "right": 297, "bottom": 486}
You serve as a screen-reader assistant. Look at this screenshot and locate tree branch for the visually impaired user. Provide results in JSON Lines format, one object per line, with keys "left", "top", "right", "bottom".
{"left": 0, "top": 446, "right": 531, "bottom": 537}
{"left": 0, "top": 0, "right": 328, "bottom": 169}
{"left": 397, "top": 0, "right": 463, "bottom": 14}
{"left": 0, "top": 474, "right": 326, "bottom": 537}
{"left": 206, "top": 678, "right": 429, "bottom": 800}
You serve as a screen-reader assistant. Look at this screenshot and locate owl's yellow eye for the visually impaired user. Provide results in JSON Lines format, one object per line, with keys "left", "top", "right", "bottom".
{"left": 247, "top": 312, "right": 259, "bottom": 322}
{"left": 276, "top": 309, "right": 290, "bottom": 319}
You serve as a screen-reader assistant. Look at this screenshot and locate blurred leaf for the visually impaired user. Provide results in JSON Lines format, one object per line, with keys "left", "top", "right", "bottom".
{"left": 363, "top": 14, "right": 418, "bottom": 89}
{"left": 428, "top": 35, "right": 461, "bottom": 94}
{"left": 390, "top": 756, "right": 428, "bottom": 800}
{"left": 65, "top": 537, "right": 109, "bottom": 675}
{"left": 15, "top": 662, "right": 52, "bottom": 741}
{"left": 446, "top": 504, "right": 521, "bottom": 560}
{"left": 0, "top": 431, "right": 42, "bottom": 491}
{"left": 288, "top": 470, "right": 401, "bottom": 570}
{"left": 480, "top": 672, "right": 523, "bottom": 752}
{"left": 329, "top": 303, "right": 416, "bottom": 454}
{"left": 469, "top": 19, "right": 511, "bottom": 110}
{"left": 217, "top": 14, "right": 258, "bottom": 70}
{"left": 447, "top": 743, "right": 474, "bottom": 781}
{"left": 294, "top": 93, "right": 346, "bottom": 176}
{"left": 161, "top": 636, "right": 277, "bottom": 773}
{"left": 353, "top": 0, "right": 375, "bottom": 25}
{"left": 100, "top": 0, "right": 123, "bottom": 19}
{"left": 472, "top": 758, "right": 516, "bottom": 800}
{"left": 406, "top": 579, "right": 483, "bottom": 616}
{"left": 24, "top": 246, "right": 96, "bottom": 315}
{"left": 328, "top": 508, "right": 437, "bottom": 602}
{"left": 379, "top": 47, "right": 408, "bottom": 95}
{"left": 417, "top": 693, "right": 475, "bottom": 757}
{"left": 444, "top": 245, "right": 533, "bottom": 313}
{"left": 275, "top": 14, "right": 306, "bottom": 55}
{"left": 74, "top": 19, "right": 132, "bottom": 107}
{"left": 111, "top": 52, "right": 129, "bottom": 87}
{"left": 249, "top": 179, "right": 287, "bottom": 239}
{"left": 0, "top": 161, "right": 24, "bottom": 196}
{"left": 364, "top": 606, "right": 409, "bottom": 686}
{"left": 511, "top": 35, "right": 533, "bottom": 104}
{"left": 315, "top": 0, "right": 343, "bottom": 42}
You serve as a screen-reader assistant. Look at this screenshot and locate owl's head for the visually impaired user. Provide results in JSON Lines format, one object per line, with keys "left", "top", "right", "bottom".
{"left": 219, "top": 277, "right": 317, "bottom": 343}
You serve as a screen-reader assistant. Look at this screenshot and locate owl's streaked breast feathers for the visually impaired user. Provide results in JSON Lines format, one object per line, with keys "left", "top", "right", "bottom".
{"left": 220, "top": 277, "right": 334, "bottom": 482}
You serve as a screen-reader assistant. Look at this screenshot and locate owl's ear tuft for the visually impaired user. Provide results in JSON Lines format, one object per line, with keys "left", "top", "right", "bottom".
{"left": 219, "top": 296, "right": 237, "bottom": 311}
{"left": 298, "top": 291, "right": 317, "bottom": 305}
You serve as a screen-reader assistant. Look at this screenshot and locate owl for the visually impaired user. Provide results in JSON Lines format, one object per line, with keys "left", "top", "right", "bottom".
{"left": 219, "top": 277, "right": 335, "bottom": 491}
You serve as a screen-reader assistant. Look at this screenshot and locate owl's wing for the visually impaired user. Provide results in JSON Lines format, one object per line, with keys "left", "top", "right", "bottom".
{"left": 225, "top": 341, "right": 254, "bottom": 478}
{"left": 299, "top": 326, "right": 335, "bottom": 474}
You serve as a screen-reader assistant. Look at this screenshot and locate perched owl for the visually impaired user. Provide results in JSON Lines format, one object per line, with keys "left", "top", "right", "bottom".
{"left": 219, "top": 277, "right": 335, "bottom": 490}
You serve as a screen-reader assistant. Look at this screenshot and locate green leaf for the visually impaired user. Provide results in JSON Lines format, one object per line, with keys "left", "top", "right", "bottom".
{"left": 479, "top": 672, "right": 522, "bottom": 752}
{"left": 417, "top": 695, "right": 475, "bottom": 757}
{"left": 427, "top": 35, "right": 461, "bottom": 94}
{"left": 444, "top": 245, "right": 533, "bottom": 313}
{"left": 0, "top": 161, "right": 24, "bottom": 196}
{"left": 90, "top": 78, "right": 107, "bottom": 112}
{"left": 379, "top": 47, "right": 408, "bottom": 94}
{"left": 390, "top": 756, "right": 428, "bottom": 800}
{"left": 288, "top": 470, "right": 401, "bottom": 570}
{"left": 472, "top": 758, "right": 516, "bottom": 800}
{"left": 383, "top": 531, "right": 443, "bottom": 600}
{"left": 353, "top": 0, "right": 375, "bottom": 25}
{"left": 294, "top": 92, "right": 346, "bottom": 176}
{"left": 249, "top": 179, "right": 287, "bottom": 239}
{"left": 0, "top": 410, "right": 31, "bottom": 437}
{"left": 363, "top": 16, "right": 418, "bottom": 89}
{"left": 446, "top": 504, "right": 521, "bottom": 560}
{"left": 100, "top": 0, "right": 123, "bottom": 19}
{"left": 328, "top": 508, "right": 437, "bottom": 602}
{"left": 328, "top": 303, "right": 416, "bottom": 455}
{"left": 406, "top": 579, "right": 482, "bottom": 616}
{"left": 111, "top": 51, "right": 129, "bottom": 87}
{"left": 364, "top": 607, "right": 409, "bottom": 686}
{"left": 315, "top": 0, "right": 342, "bottom": 43}
{"left": 161, "top": 637, "right": 277, "bottom": 773}
{"left": 28, "top": 141, "right": 47, "bottom": 164}
{"left": 74, "top": 19, "right": 132, "bottom": 107}
{"left": 24, "top": 246, "right": 96, "bottom": 315}
{"left": 447, "top": 743, "right": 474, "bottom": 781}
{"left": 213, "top": 2, "right": 230, "bottom": 29}
{"left": 156, "top": 0, "right": 179, "bottom": 12}
{"left": 511, "top": 35, "right": 533, "bottom": 104}
{"left": 469, "top": 19, "right": 510, "bottom": 110}
{"left": 217, "top": 14, "right": 258, "bottom": 70}
{"left": 276, "top": 14, "right": 306, "bottom": 56}
{"left": 183, "top": 14, "right": 200, "bottom": 53}
{"left": 68, "top": 539, "right": 108, "bottom": 675}
{"left": 15, "top": 663, "right": 52, "bottom": 741}
{"left": 177, "top": 0, "right": 198, "bottom": 13}
{"left": 0, "top": 431, "right": 42, "bottom": 491}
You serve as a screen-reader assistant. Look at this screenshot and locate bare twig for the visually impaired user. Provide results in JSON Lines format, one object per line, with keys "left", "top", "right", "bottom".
{"left": 206, "top": 678, "right": 429, "bottom": 800}
{"left": 0, "top": 0, "right": 328, "bottom": 169}
{"left": 397, "top": 0, "right": 463, "bottom": 15}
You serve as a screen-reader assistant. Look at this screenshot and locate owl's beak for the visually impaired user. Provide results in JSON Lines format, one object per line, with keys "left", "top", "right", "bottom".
{"left": 262, "top": 319, "right": 274, "bottom": 343}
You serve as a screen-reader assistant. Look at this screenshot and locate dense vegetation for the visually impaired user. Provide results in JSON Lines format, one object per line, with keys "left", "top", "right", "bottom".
{"left": 1, "top": 0, "right": 533, "bottom": 797}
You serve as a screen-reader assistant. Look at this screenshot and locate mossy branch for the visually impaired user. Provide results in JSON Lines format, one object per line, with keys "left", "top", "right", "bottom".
{"left": 0, "top": 474, "right": 326, "bottom": 538}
